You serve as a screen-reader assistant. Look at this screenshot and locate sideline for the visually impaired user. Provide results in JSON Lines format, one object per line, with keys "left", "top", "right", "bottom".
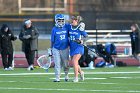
{"left": 0, "top": 87, "right": 139, "bottom": 92}
{"left": 1, "top": 71, "right": 140, "bottom": 76}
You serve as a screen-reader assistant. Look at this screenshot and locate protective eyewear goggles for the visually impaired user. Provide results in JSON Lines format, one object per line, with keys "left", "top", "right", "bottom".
{"left": 57, "top": 19, "right": 64, "bottom": 22}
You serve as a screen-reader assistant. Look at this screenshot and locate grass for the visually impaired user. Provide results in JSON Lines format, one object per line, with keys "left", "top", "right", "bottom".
{"left": 0, "top": 67, "right": 140, "bottom": 93}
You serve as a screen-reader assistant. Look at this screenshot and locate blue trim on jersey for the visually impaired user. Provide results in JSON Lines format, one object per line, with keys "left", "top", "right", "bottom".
{"left": 51, "top": 25, "right": 69, "bottom": 50}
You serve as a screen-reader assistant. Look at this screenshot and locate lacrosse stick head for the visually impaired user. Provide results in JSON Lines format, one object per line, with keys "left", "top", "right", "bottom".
{"left": 37, "top": 54, "right": 52, "bottom": 70}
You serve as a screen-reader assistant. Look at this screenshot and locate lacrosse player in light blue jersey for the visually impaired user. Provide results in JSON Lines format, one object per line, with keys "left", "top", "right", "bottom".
{"left": 51, "top": 14, "right": 69, "bottom": 82}
{"left": 69, "top": 15, "right": 88, "bottom": 82}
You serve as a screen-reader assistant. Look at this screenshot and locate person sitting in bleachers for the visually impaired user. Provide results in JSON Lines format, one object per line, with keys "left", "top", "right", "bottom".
{"left": 79, "top": 45, "right": 97, "bottom": 69}
{"left": 96, "top": 43, "right": 116, "bottom": 68}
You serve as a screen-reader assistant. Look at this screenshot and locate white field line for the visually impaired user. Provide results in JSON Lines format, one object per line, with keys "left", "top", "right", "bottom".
{"left": 0, "top": 80, "right": 111, "bottom": 84}
{"left": 0, "top": 87, "right": 140, "bottom": 93}
{"left": 0, "top": 71, "right": 140, "bottom": 76}
{"left": 1, "top": 80, "right": 140, "bottom": 86}
{"left": 50, "top": 77, "right": 107, "bottom": 80}
{"left": 110, "top": 77, "right": 132, "bottom": 79}
{"left": 110, "top": 76, "right": 140, "bottom": 79}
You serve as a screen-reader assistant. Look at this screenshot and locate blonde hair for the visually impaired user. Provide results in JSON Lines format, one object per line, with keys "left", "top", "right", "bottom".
{"left": 71, "top": 15, "right": 83, "bottom": 23}
{"left": 77, "top": 16, "right": 83, "bottom": 22}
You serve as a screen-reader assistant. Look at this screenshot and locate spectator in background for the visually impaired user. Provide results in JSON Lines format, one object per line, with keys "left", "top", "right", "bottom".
{"left": 19, "top": 19, "right": 39, "bottom": 71}
{"left": 79, "top": 45, "right": 97, "bottom": 69}
{"left": 0, "top": 24, "right": 17, "bottom": 70}
{"left": 96, "top": 43, "right": 115, "bottom": 68}
{"left": 78, "top": 45, "right": 89, "bottom": 67}
{"left": 130, "top": 24, "right": 140, "bottom": 56}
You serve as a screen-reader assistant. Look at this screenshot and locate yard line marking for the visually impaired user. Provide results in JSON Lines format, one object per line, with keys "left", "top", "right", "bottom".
{"left": 50, "top": 77, "right": 107, "bottom": 80}
{"left": 99, "top": 83, "right": 117, "bottom": 84}
{"left": 0, "top": 87, "right": 140, "bottom": 92}
{"left": 82, "top": 77, "right": 107, "bottom": 80}
{"left": 0, "top": 81, "right": 16, "bottom": 83}
{"left": 0, "top": 71, "right": 140, "bottom": 76}
{"left": 1, "top": 80, "right": 140, "bottom": 86}
{"left": 111, "top": 76, "right": 140, "bottom": 79}
{"left": 111, "top": 77, "right": 132, "bottom": 79}
{"left": 90, "top": 71, "right": 140, "bottom": 74}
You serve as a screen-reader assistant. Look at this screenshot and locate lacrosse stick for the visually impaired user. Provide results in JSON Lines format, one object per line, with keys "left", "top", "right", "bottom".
{"left": 73, "top": 39, "right": 99, "bottom": 56}
{"left": 82, "top": 44, "right": 99, "bottom": 56}
{"left": 12, "top": 50, "right": 15, "bottom": 68}
{"left": 135, "top": 24, "right": 140, "bottom": 31}
{"left": 37, "top": 48, "right": 52, "bottom": 70}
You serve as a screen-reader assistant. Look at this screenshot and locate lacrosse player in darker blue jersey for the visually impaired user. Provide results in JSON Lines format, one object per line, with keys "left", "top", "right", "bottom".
{"left": 51, "top": 14, "right": 69, "bottom": 82}
{"left": 69, "top": 16, "right": 88, "bottom": 82}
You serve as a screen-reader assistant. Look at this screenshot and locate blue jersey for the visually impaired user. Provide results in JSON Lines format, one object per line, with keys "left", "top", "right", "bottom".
{"left": 51, "top": 25, "right": 69, "bottom": 50}
{"left": 68, "top": 24, "right": 88, "bottom": 56}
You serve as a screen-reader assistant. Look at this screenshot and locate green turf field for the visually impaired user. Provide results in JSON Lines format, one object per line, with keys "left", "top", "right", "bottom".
{"left": 0, "top": 67, "right": 140, "bottom": 93}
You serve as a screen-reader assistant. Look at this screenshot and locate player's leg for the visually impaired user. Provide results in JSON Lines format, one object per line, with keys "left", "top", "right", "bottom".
{"left": 52, "top": 48, "right": 61, "bottom": 82}
{"left": 78, "top": 65, "right": 84, "bottom": 81}
{"left": 26, "top": 50, "right": 35, "bottom": 70}
{"left": 7, "top": 53, "right": 14, "bottom": 70}
{"left": 71, "top": 54, "right": 82, "bottom": 82}
{"left": 1, "top": 52, "right": 8, "bottom": 70}
{"left": 60, "top": 48, "right": 69, "bottom": 81}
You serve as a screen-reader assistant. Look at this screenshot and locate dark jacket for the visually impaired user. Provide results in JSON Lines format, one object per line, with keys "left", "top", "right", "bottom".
{"left": 130, "top": 29, "right": 140, "bottom": 54}
{"left": 0, "top": 24, "right": 17, "bottom": 54}
{"left": 19, "top": 25, "right": 39, "bottom": 52}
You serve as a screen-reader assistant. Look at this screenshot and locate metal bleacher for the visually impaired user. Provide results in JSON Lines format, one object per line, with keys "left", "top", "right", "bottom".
{"left": 85, "top": 29, "right": 132, "bottom": 56}
{"left": 85, "top": 29, "right": 140, "bottom": 66}
{"left": 86, "top": 29, "right": 131, "bottom": 45}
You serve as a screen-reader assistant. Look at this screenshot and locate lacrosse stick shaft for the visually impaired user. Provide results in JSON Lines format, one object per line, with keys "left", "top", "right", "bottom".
{"left": 12, "top": 51, "right": 15, "bottom": 68}
{"left": 81, "top": 44, "right": 99, "bottom": 56}
{"left": 12, "top": 41, "right": 16, "bottom": 68}
{"left": 135, "top": 24, "right": 140, "bottom": 31}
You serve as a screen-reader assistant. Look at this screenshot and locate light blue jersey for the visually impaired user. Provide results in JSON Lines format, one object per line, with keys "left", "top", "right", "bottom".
{"left": 51, "top": 25, "right": 69, "bottom": 50}
{"left": 68, "top": 24, "right": 88, "bottom": 56}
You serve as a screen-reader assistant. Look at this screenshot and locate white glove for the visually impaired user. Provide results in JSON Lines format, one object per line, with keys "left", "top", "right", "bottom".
{"left": 23, "top": 35, "right": 31, "bottom": 39}
{"left": 79, "top": 22, "right": 85, "bottom": 31}
{"left": 48, "top": 48, "right": 52, "bottom": 56}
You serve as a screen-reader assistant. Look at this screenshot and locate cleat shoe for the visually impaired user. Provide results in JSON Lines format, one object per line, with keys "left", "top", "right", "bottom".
{"left": 53, "top": 79, "right": 60, "bottom": 82}
{"left": 8, "top": 67, "right": 14, "bottom": 70}
{"left": 80, "top": 72, "right": 85, "bottom": 81}
{"left": 4, "top": 67, "right": 14, "bottom": 71}
{"left": 4, "top": 68, "right": 8, "bottom": 71}
{"left": 27, "top": 65, "right": 34, "bottom": 71}
{"left": 27, "top": 67, "right": 30, "bottom": 71}
{"left": 30, "top": 65, "right": 34, "bottom": 70}
{"left": 73, "top": 78, "right": 78, "bottom": 82}
{"left": 30, "top": 67, "right": 34, "bottom": 70}
{"left": 65, "top": 78, "right": 69, "bottom": 82}
{"left": 105, "top": 63, "right": 114, "bottom": 68}
{"left": 65, "top": 76, "right": 69, "bottom": 82}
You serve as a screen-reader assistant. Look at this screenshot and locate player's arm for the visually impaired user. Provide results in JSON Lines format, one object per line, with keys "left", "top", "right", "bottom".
{"left": 19, "top": 28, "right": 25, "bottom": 41}
{"left": 30, "top": 27, "right": 39, "bottom": 39}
